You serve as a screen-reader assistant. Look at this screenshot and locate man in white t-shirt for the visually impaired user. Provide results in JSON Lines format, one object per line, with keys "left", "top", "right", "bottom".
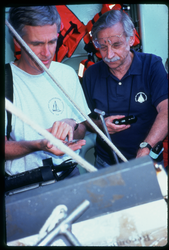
{"left": 5, "top": 6, "right": 91, "bottom": 179}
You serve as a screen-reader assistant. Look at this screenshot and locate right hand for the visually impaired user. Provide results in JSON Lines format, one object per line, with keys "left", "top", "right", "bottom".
{"left": 105, "top": 115, "right": 130, "bottom": 134}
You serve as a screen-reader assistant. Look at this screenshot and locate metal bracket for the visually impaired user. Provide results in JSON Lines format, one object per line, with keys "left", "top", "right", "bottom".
{"left": 36, "top": 200, "right": 90, "bottom": 246}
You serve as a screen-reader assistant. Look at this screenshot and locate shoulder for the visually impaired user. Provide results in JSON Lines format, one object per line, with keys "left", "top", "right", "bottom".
{"left": 50, "top": 61, "right": 76, "bottom": 75}
{"left": 83, "top": 60, "right": 105, "bottom": 82}
{"left": 49, "top": 61, "right": 79, "bottom": 87}
{"left": 85, "top": 60, "right": 104, "bottom": 73}
{"left": 49, "top": 61, "right": 82, "bottom": 94}
{"left": 134, "top": 50, "right": 163, "bottom": 65}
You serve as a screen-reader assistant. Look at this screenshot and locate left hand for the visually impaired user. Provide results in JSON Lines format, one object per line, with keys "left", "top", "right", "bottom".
{"left": 44, "top": 139, "right": 86, "bottom": 156}
{"left": 136, "top": 147, "right": 150, "bottom": 158}
{"left": 105, "top": 115, "right": 130, "bottom": 134}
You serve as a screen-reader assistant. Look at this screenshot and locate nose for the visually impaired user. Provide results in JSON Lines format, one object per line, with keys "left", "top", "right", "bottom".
{"left": 41, "top": 44, "right": 50, "bottom": 57}
{"left": 107, "top": 45, "right": 115, "bottom": 59}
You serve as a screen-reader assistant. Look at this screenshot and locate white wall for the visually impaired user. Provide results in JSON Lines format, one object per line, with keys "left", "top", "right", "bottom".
{"left": 5, "top": 8, "right": 15, "bottom": 64}
{"left": 139, "top": 4, "right": 168, "bottom": 68}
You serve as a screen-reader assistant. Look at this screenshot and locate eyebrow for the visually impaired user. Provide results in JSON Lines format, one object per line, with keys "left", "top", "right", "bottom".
{"left": 30, "top": 38, "right": 58, "bottom": 45}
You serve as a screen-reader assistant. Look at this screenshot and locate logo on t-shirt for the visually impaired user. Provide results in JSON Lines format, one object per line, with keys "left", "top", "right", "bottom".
{"left": 48, "top": 98, "right": 64, "bottom": 115}
{"left": 135, "top": 92, "right": 147, "bottom": 103}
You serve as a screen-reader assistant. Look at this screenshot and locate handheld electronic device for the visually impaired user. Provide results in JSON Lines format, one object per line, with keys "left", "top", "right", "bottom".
{"left": 113, "top": 115, "right": 137, "bottom": 125}
{"left": 65, "top": 140, "right": 80, "bottom": 146}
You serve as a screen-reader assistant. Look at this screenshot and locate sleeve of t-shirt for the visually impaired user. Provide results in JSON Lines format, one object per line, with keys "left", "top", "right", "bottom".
{"left": 69, "top": 69, "right": 91, "bottom": 123}
{"left": 149, "top": 56, "right": 168, "bottom": 107}
{"left": 82, "top": 68, "right": 97, "bottom": 117}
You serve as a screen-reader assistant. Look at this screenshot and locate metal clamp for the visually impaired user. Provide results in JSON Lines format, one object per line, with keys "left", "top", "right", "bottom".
{"left": 36, "top": 200, "right": 90, "bottom": 246}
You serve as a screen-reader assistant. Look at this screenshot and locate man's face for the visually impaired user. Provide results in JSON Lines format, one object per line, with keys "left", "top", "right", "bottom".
{"left": 96, "top": 22, "right": 134, "bottom": 71}
{"left": 17, "top": 23, "right": 58, "bottom": 74}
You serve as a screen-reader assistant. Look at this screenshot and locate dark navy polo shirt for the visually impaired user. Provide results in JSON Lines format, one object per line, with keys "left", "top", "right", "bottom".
{"left": 83, "top": 49, "right": 168, "bottom": 163}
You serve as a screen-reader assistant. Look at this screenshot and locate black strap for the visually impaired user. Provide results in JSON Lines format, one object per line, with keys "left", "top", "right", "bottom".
{"left": 5, "top": 63, "right": 13, "bottom": 140}
{"left": 5, "top": 159, "right": 77, "bottom": 192}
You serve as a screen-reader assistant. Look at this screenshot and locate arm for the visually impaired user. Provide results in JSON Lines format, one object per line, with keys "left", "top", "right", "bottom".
{"left": 136, "top": 99, "right": 168, "bottom": 158}
{"left": 5, "top": 120, "right": 86, "bottom": 160}
{"left": 73, "top": 122, "right": 87, "bottom": 139}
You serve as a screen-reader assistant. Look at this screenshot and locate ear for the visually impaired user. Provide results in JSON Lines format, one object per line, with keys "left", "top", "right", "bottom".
{"left": 13, "top": 38, "right": 21, "bottom": 49}
{"left": 129, "top": 35, "right": 135, "bottom": 47}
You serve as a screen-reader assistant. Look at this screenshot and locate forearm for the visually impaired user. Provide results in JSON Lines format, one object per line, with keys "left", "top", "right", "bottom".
{"left": 5, "top": 139, "right": 41, "bottom": 160}
{"left": 84, "top": 118, "right": 103, "bottom": 133}
{"left": 5, "top": 119, "right": 88, "bottom": 161}
{"left": 73, "top": 122, "right": 87, "bottom": 139}
{"left": 144, "top": 112, "right": 168, "bottom": 147}
{"left": 136, "top": 106, "right": 168, "bottom": 158}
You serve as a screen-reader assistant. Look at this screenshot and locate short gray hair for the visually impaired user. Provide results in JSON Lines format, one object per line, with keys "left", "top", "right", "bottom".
{"left": 92, "top": 9, "right": 134, "bottom": 40}
{"left": 8, "top": 6, "right": 61, "bottom": 37}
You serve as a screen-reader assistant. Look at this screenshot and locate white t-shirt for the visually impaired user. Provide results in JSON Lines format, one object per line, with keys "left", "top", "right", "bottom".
{"left": 5, "top": 61, "right": 91, "bottom": 175}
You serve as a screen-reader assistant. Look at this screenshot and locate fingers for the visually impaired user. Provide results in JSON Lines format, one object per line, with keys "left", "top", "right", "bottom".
{"left": 45, "top": 139, "right": 86, "bottom": 156}
{"left": 105, "top": 115, "right": 125, "bottom": 123}
{"left": 51, "top": 121, "right": 73, "bottom": 140}
{"left": 105, "top": 115, "right": 131, "bottom": 134}
{"left": 69, "top": 140, "right": 86, "bottom": 150}
{"left": 46, "top": 121, "right": 73, "bottom": 148}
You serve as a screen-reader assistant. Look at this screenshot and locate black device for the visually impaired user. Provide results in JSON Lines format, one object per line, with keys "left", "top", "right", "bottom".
{"left": 113, "top": 115, "right": 137, "bottom": 125}
{"left": 65, "top": 139, "right": 80, "bottom": 146}
{"left": 149, "top": 141, "right": 164, "bottom": 162}
{"left": 5, "top": 158, "right": 77, "bottom": 193}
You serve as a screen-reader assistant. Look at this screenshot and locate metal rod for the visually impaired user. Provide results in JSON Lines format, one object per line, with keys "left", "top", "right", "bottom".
{"left": 5, "top": 19, "right": 127, "bottom": 162}
{"left": 37, "top": 200, "right": 90, "bottom": 246}
{"left": 94, "top": 109, "right": 119, "bottom": 164}
{"left": 63, "top": 199, "right": 90, "bottom": 225}
{"left": 100, "top": 115, "right": 120, "bottom": 163}
{"left": 62, "top": 229, "right": 81, "bottom": 246}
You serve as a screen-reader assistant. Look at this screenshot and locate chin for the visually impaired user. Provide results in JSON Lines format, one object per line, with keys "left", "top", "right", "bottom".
{"left": 106, "top": 61, "right": 120, "bottom": 68}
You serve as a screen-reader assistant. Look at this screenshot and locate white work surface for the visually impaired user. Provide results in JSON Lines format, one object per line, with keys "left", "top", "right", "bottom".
{"left": 7, "top": 199, "right": 167, "bottom": 246}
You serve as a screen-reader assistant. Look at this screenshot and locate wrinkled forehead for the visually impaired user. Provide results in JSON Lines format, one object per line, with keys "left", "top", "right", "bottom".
{"left": 96, "top": 23, "right": 125, "bottom": 44}
{"left": 96, "top": 32, "right": 124, "bottom": 45}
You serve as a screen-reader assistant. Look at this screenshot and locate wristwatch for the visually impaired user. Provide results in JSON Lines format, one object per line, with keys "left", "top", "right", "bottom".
{"left": 139, "top": 142, "right": 152, "bottom": 150}
{"left": 70, "top": 119, "right": 79, "bottom": 131}
{"left": 74, "top": 122, "right": 79, "bottom": 131}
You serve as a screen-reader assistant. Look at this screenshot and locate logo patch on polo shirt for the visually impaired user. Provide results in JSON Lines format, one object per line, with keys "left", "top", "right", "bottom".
{"left": 135, "top": 92, "right": 147, "bottom": 103}
{"left": 48, "top": 97, "right": 64, "bottom": 115}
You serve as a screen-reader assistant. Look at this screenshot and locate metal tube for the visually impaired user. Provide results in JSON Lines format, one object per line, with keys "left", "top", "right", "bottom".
{"left": 64, "top": 200, "right": 90, "bottom": 224}
{"left": 37, "top": 200, "right": 89, "bottom": 246}
{"left": 94, "top": 109, "right": 120, "bottom": 164}
{"left": 62, "top": 228, "right": 81, "bottom": 246}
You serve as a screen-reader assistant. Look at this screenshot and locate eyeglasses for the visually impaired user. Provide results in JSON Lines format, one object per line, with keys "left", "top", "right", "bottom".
{"left": 93, "top": 32, "right": 124, "bottom": 51}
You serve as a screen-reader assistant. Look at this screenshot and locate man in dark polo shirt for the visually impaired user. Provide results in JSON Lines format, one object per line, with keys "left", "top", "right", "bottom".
{"left": 83, "top": 9, "right": 168, "bottom": 169}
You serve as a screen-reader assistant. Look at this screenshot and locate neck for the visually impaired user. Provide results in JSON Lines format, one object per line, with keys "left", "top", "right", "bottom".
{"left": 109, "top": 51, "right": 134, "bottom": 80}
{"left": 14, "top": 58, "right": 44, "bottom": 75}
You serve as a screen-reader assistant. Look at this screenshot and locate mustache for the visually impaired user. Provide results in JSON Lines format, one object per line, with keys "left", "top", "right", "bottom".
{"left": 104, "top": 56, "right": 120, "bottom": 63}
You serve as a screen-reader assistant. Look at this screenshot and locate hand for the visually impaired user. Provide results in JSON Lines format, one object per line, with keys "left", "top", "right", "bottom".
{"left": 105, "top": 115, "right": 130, "bottom": 134}
{"left": 61, "top": 118, "right": 77, "bottom": 131}
{"left": 39, "top": 120, "right": 86, "bottom": 156}
{"left": 46, "top": 120, "right": 74, "bottom": 148}
{"left": 136, "top": 148, "right": 150, "bottom": 158}
{"left": 41, "top": 139, "right": 86, "bottom": 156}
